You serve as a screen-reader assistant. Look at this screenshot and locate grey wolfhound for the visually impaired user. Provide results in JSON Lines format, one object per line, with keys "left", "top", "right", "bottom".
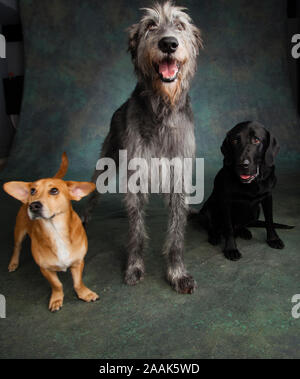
{"left": 83, "top": 1, "right": 203, "bottom": 294}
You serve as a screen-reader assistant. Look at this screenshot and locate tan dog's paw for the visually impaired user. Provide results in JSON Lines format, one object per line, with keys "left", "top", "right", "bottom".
{"left": 84, "top": 290, "right": 99, "bottom": 302}
{"left": 49, "top": 296, "right": 64, "bottom": 312}
{"left": 8, "top": 261, "right": 19, "bottom": 272}
{"left": 76, "top": 286, "right": 99, "bottom": 302}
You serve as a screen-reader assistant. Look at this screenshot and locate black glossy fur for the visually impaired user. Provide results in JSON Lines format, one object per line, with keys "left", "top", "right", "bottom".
{"left": 199, "top": 121, "right": 293, "bottom": 261}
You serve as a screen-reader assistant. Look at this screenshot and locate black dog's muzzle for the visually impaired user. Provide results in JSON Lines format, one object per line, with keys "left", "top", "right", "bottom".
{"left": 239, "top": 165, "right": 260, "bottom": 184}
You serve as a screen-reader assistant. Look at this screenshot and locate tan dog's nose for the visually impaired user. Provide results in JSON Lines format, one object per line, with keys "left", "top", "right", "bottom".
{"left": 29, "top": 201, "right": 43, "bottom": 213}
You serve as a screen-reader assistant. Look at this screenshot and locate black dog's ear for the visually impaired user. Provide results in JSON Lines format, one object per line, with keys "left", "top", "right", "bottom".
{"left": 265, "top": 132, "right": 280, "bottom": 167}
{"left": 221, "top": 135, "right": 233, "bottom": 166}
{"left": 127, "top": 23, "right": 140, "bottom": 61}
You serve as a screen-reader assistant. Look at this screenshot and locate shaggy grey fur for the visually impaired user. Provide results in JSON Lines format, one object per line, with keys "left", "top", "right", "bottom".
{"left": 83, "top": 1, "right": 203, "bottom": 293}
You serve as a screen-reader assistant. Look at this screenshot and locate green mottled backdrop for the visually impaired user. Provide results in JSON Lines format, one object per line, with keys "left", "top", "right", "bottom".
{"left": 1, "top": 0, "right": 299, "bottom": 180}
{"left": 1, "top": 1, "right": 300, "bottom": 359}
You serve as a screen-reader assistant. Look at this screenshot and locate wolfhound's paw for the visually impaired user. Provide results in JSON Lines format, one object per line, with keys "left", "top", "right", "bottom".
{"left": 171, "top": 275, "right": 197, "bottom": 294}
{"left": 223, "top": 248, "right": 242, "bottom": 261}
{"left": 125, "top": 266, "right": 145, "bottom": 286}
{"left": 267, "top": 238, "right": 284, "bottom": 249}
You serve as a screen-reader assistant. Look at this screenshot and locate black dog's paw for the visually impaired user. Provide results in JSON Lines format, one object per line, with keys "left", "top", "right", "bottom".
{"left": 125, "top": 267, "right": 145, "bottom": 286}
{"left": 208, "top": 232, "right": 221, "bottom": 246}
{"left": 237, "top": 227, "right": 252, "bottom": 240}
{"left": 223, "top": 248, "right": 242, "bottom": 261}
{"left": 171, "top": 275, "right": 197, "bottom": 294}
{"left": 267, "top": 238, "right": 285, "bottom": 250}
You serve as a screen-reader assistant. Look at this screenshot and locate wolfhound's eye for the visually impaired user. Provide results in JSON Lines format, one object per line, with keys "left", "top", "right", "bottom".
{"left": 176, "top": 22, "right": 185, "bottom": 31}
{"left": 49, "top": 188, "right": 59, "bottom": 195}
{"left": 252, "top": 137, "right": 261, "bottom": 144}
{"left": 147, "top": 22, "right": 157, "bottom": 31}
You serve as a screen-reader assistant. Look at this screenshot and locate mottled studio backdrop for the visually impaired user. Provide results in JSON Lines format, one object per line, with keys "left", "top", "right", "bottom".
{"left": 1, "top": 0, "right": 300, "bottom": 181}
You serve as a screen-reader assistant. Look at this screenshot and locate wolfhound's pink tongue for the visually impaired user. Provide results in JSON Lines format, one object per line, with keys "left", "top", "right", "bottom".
{"left": 159, "top": 61, "right": 178, "bottom": 79}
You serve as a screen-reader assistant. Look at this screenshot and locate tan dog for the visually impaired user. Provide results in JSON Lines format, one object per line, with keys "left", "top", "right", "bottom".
{"left": 3, "top": 153, "right": 99, "bottom": 312}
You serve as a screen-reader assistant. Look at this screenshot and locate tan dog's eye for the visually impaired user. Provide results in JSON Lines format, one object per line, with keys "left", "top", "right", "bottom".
{"left": 30, "top": 188, "right": 36, "bottom": 195}
{"left": 49, "top": 188, "right": 59, "bottom": 195}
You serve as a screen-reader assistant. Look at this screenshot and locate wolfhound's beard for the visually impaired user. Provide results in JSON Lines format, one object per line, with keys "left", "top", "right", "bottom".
{"left": 152, "top": 72, "right": 184, "bottom": 106}
{"left": 136, "top": 50, "right": 187, "bottom": 106}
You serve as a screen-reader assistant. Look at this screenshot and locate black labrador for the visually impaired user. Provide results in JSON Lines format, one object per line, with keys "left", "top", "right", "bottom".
{"left": 199, "top": 121, "right": 293, "bottom": 261}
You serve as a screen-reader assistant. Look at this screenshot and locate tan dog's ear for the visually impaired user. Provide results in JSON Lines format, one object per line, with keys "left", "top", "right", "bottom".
{"left": 66, "top": 181, "right": 96, "bottom": 201}
{"left": 3, "top": 182, "right": 31, "bottom": 203}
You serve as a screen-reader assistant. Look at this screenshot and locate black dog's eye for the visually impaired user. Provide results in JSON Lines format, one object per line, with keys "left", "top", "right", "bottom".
{"left": 49, "top": 188, "right": 59, "bottom": 195}
{"left": 147, "top": 22, "right": 157, "bottom": 31}
{"left": 30, "top": 188, "right": 36, "bottom": 195}
{"left": 252, "top": 137, "right": 261, "bottom": 144}
{"left": 232, "top": 138, "right": 239, "bottom": 145}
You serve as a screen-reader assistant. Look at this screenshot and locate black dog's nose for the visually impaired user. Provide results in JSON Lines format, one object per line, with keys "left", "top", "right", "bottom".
{"left": 239, "top": 159, "right": 250, "bottom": 168}
{"left": 29, "top": 201, "right": 42, "bottom": 212}
{"left": 158, "top": 37, "right": 179, "bottom": 54}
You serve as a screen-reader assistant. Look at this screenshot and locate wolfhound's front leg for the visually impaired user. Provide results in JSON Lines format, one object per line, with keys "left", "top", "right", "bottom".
{"left": 124, "top": 192, "right": 148, "bottom": 285}
{"left": 164, "top": 193, "right": 196, "bottom": 294}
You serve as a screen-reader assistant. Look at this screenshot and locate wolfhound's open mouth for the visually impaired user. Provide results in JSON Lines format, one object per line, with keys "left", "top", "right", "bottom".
{"left": 154, "top": 58, "right": 180, "bottom": 83}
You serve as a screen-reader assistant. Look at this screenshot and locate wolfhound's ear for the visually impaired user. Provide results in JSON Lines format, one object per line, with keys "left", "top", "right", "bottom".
{"left": 128, "top": 23, "right": 140, "bottom": 59}
{"left": 192, "top": 25, "right": 204, "bottom": 52}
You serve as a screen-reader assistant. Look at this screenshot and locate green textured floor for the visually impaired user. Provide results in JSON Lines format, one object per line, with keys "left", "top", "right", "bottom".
{"left": 0, "top": 167, "right": 299, "bottom": 359}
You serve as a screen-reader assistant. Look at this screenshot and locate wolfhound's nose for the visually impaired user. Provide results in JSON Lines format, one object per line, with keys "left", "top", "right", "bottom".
{"left": 158, "top": 37, "right": 179, "bottom": 54}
